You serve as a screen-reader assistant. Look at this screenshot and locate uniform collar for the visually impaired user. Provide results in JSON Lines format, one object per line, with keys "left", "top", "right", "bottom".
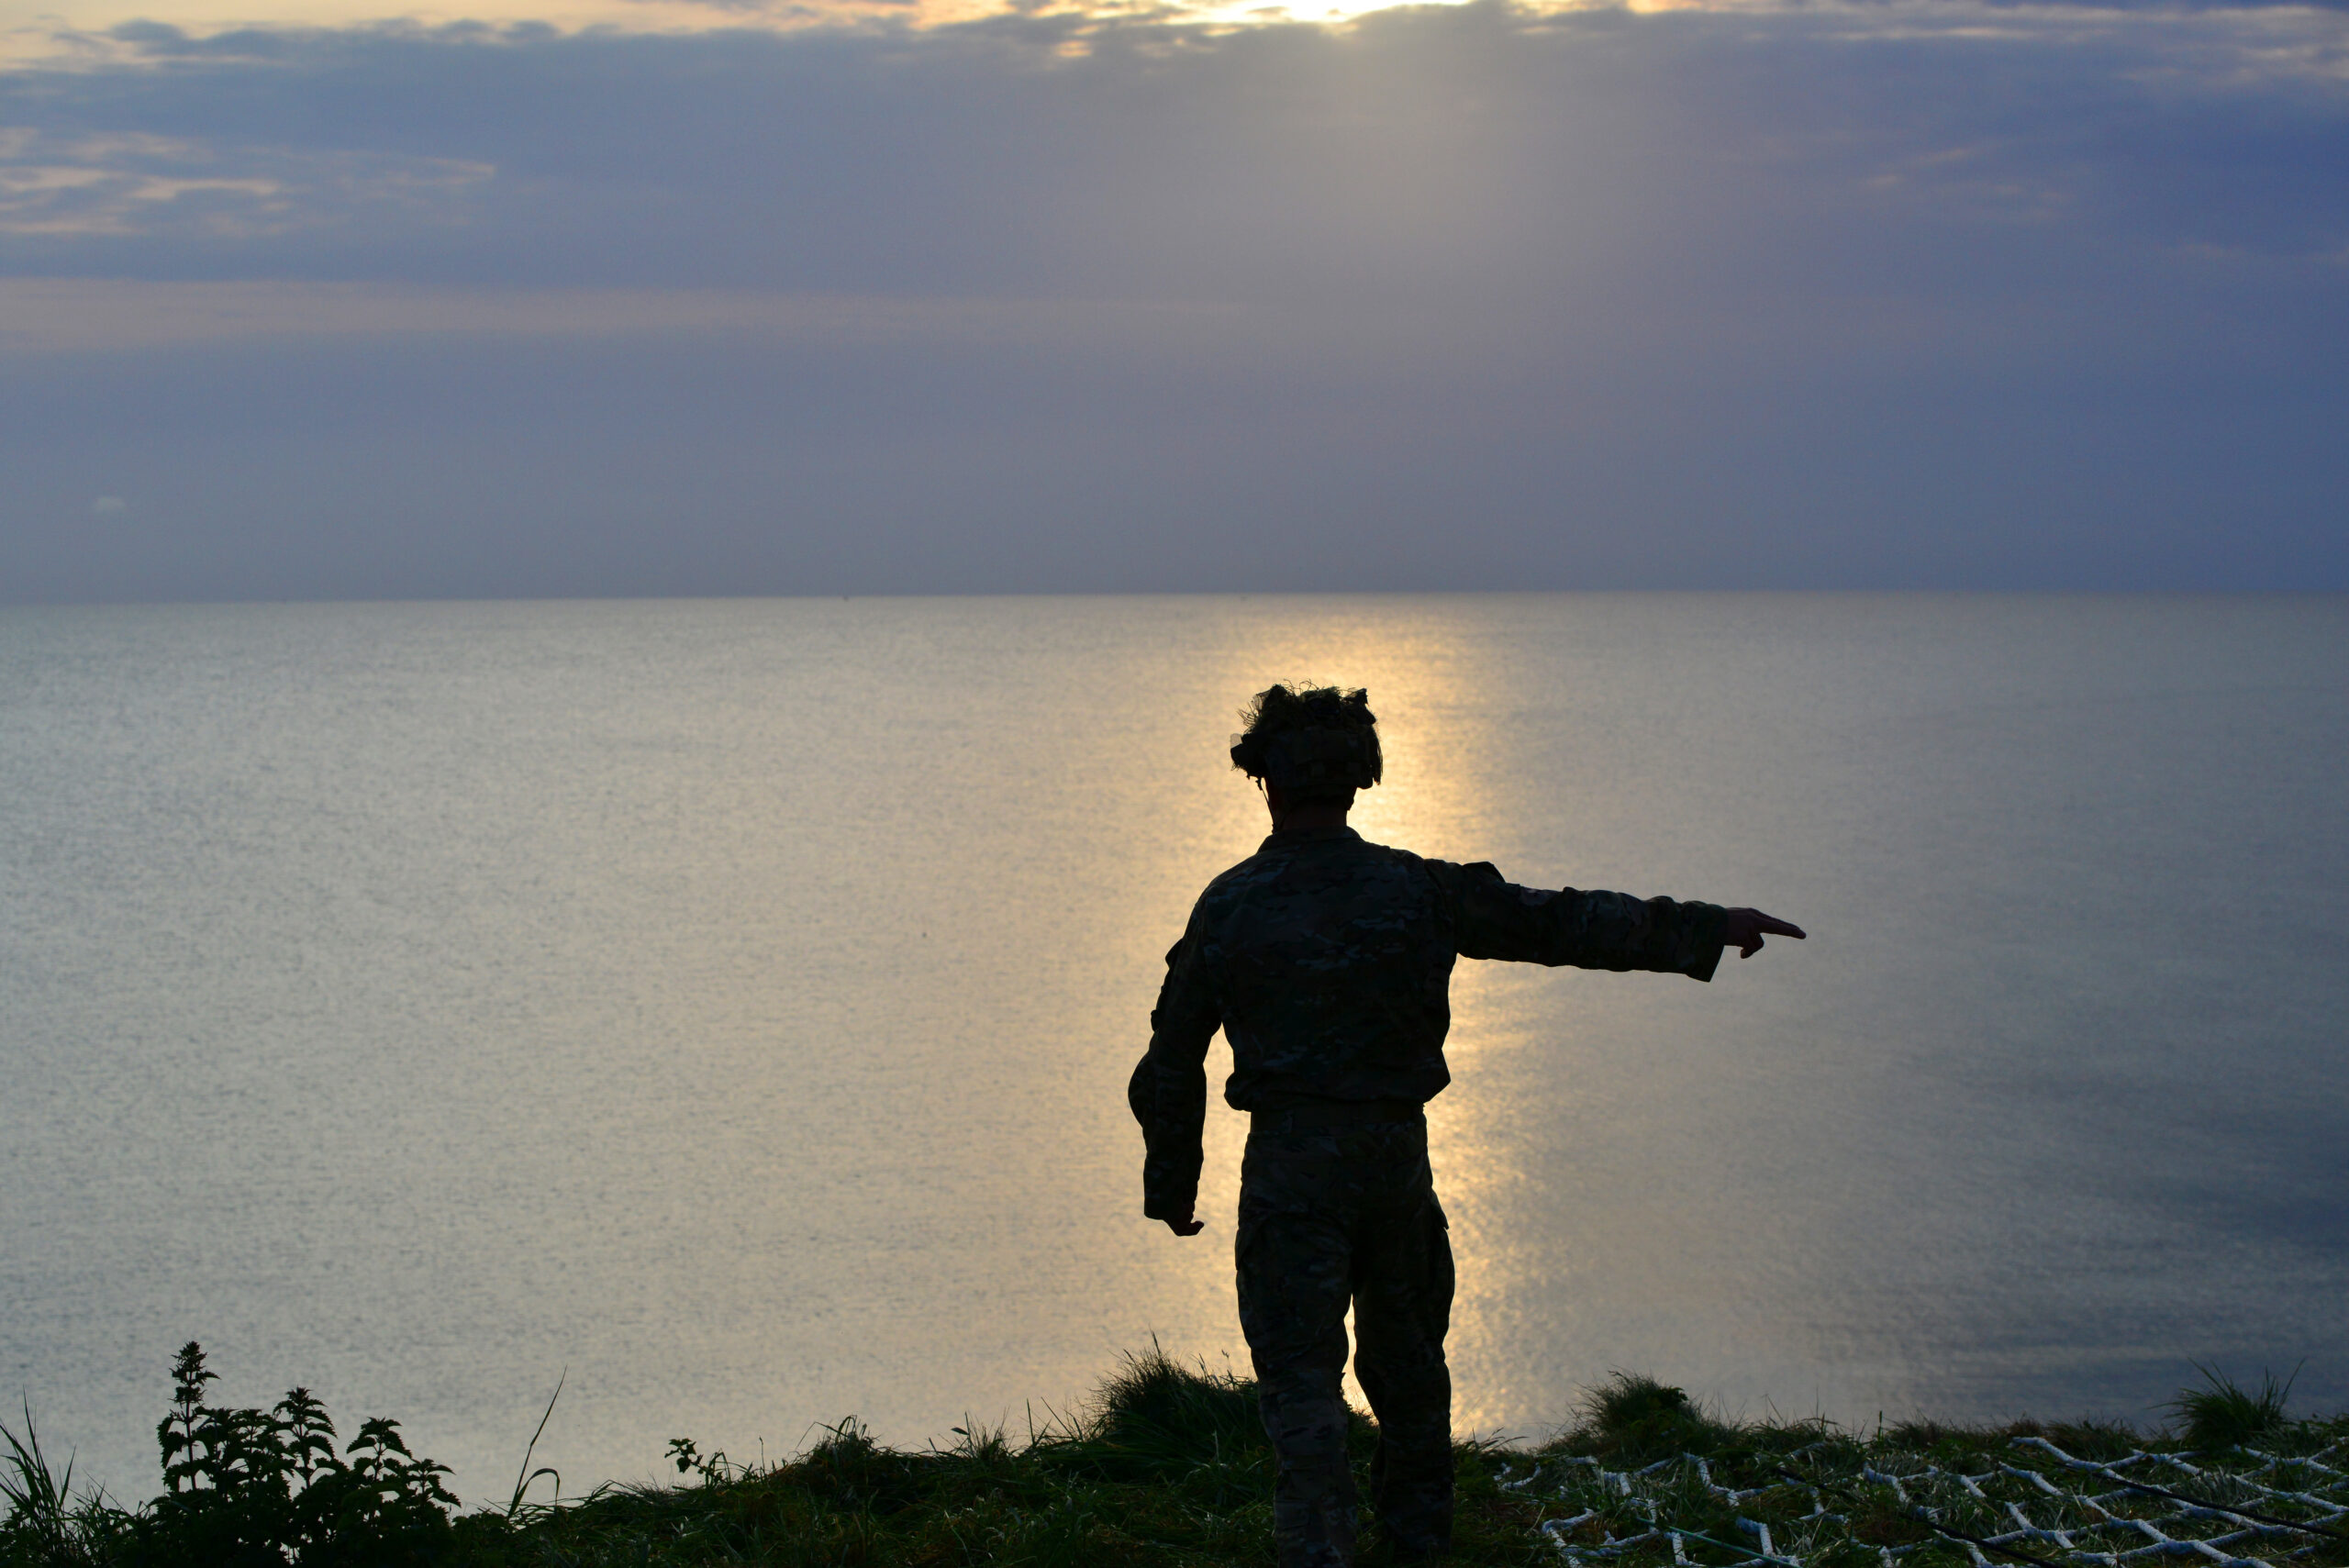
{"left": 1260, "top": 825, "right": 1363, "bottom": 850}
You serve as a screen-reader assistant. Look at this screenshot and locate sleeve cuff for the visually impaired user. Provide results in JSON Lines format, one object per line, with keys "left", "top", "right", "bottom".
{"left": 1685, "top": 904, "right": 1729, "bottom": 983}
{"left": 1143, "top": 1178, "right": 1201, "bottom": 1223}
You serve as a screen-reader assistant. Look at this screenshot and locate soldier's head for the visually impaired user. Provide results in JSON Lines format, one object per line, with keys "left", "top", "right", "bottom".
{"left": 1230, "top": 683, "right": 1381, "bottom": 819}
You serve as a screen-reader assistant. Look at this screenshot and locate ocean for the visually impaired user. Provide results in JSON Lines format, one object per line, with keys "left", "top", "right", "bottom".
{"left": 3, "top": 594, "right": 2343, "bottom": 1504}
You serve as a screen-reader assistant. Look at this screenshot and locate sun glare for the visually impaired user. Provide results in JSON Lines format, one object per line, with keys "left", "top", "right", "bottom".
{"left": 1178, "top": 0, "right": 1472, "bottom": 25}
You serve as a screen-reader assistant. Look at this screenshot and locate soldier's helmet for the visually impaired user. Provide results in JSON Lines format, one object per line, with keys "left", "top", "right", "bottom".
{"left": 1229, "top": 684, "right": 1382, "bottom": 799}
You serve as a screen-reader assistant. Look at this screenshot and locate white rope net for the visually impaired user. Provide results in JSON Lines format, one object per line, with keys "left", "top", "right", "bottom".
{"left": 1498, "top": 1437, "right": 2349, "bottom": 1568}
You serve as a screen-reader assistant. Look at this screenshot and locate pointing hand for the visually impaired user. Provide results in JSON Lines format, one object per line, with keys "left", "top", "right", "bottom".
{"left": 1723, "top": 907, "right": 1806, "bottom": 959}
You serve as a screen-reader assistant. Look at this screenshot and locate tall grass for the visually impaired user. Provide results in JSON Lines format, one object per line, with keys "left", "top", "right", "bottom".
{"left": 2168, "top": 1363, "right": 2299, "bottom": 1452}
{"left": 1, "top": 1402, "right": 110, "bottom": 1568}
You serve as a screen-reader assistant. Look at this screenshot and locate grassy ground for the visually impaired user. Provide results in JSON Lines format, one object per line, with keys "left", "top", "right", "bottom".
{"left": 7, "top": 1348, "right": 2344, "bottom": 1567}
{"left": 444, "top": 1347, "right": 1550, "bottom": 1567}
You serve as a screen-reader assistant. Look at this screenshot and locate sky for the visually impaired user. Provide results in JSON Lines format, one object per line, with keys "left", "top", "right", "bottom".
{"left": 2, "top": 0, "right": 2345, "bottom": 598}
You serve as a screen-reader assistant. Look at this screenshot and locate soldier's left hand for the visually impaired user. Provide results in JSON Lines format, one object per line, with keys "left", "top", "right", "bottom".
{"left": 1723, "top": 907, "right": 1806, "bottom": 958}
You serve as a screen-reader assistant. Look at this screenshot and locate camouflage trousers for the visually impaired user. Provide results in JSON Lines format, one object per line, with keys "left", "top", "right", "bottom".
{"left": 1236, "top": 1118, "right": 1455, "bottom": 1568}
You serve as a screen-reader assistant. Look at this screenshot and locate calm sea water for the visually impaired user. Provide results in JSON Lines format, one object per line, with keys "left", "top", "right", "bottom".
{"left": 3, "top": 595, "right": 2344, "bottom": 1504}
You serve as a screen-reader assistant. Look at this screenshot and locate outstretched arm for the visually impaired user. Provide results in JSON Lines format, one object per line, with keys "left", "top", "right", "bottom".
{"left": 1431, "top": 861, "right": 1803, "bottom": 978}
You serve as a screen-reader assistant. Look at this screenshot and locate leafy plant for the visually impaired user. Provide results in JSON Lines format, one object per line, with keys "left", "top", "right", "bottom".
{"left": 149, "top": 1342, "right": 308, "bottom": 1566}
{"left": 294, "top": 1418, "right": 457, "bottom": 1566}
{"left": 137, "top": 1342, "right": 462, "bottom": 1566}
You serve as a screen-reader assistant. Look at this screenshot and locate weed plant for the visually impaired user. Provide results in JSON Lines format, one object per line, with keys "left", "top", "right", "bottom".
{"left": 5, "top": 1349, "right": 2342, "bottom": 1567}
{"left": 4, "top": 1344, "right": 460, "bottom": 1568}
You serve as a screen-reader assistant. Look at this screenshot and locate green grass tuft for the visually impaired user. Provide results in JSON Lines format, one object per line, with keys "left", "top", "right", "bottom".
{"left": 2168, "top": 1363, "right": 2298, "bottom": 1452}
{"left": 1568, "top": 1374, "right": 1742, "bottom": 1465}
{"left": 1060, "top": 1341, "right": 1275, "bottom": 1487}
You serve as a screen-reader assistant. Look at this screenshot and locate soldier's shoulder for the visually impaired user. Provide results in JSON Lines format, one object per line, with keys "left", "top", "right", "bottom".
{"left": 1188, "top": 835, "right": 1338, "bottom": 910}
{"left": 1355, "top": 835, "right": 1430, "bottom": 865}
{"left": 1196, "top": 844, "right": 1286, "bottom": 903}
{"left": 1339, "top": 834, "right": 1467, "bottom": 876}
{"left": 1298, "top": 834, "right": 1453, "bottom": 895}
{"left": 1202, "top": 840, "right": 1297, "bottom": 887}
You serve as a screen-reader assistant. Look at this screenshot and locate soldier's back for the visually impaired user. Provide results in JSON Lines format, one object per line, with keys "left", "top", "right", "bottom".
{"left": 1186, "top": 827, "right": 1459, "bottom": 1111}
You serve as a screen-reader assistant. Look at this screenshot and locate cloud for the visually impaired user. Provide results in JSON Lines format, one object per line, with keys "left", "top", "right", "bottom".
{"left": 90, "top": 495, "right": 128, "bottom": 514}
{"left": 5, "top": 1, "right": 2341, "bottom": 285}
{"left": 0, "top": 124, "right": 491, "bottom": 239}
{"left": 0, "top": 1, "right": 2343, "bottom": 598}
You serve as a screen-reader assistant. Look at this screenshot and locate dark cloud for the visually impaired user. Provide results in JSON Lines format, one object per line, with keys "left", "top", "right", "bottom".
{"left": 2, "top": 0, "right": 2344, "bottom": 597}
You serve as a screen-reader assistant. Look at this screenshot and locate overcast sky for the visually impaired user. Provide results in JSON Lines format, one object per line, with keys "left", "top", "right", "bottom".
{"left": 3, "top": 0, "right": 2344, "bottom": 599}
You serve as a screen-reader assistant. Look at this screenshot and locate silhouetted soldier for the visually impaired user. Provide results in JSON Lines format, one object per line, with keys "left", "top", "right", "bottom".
{"left": 1130, "top": 684, "right": 1805, "bottom": 1568}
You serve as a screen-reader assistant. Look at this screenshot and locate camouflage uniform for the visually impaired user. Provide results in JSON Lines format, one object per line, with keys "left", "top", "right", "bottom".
{"left": 1131, "top": 826, "right": 1728, "bottom": 1567}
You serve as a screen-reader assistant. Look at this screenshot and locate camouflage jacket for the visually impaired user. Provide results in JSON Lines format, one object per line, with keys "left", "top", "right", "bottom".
{"left": 1129, "top": 826, "right": 1729, "bottom": 1222}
